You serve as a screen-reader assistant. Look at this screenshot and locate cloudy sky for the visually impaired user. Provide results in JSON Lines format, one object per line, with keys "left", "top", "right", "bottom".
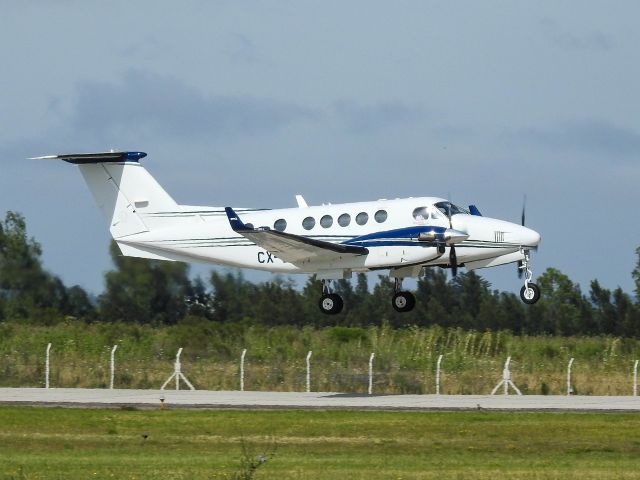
{"left": 1, "top": 1, "right": 638, "bottom": 297}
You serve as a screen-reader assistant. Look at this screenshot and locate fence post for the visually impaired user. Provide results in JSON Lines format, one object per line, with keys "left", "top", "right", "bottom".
{"left": 240, "top": 348, "right": 247, "bottom": 392}
{"left": 110, "top": 345, "right": 118, "bottom": 390}
{"left": 567, "top": 358, "right": 575, "bottom": 395}
{"left": 175, "top": 348, "right": 182, "bottom": 390}
{"left": 306, "top": 351, "right": 312, "bottom": 393}
{"left": 436, "top": 354, "right": 443, "bottom": 395}
{"left": 45, "top": 343, "right": 52, "bottom": 389}
{"left": 504, "top": 356, "right": 511, "bottom": 395}
{"left": 634, "top": 360, "right": 638, "bottom": 397}
{"left": 368, "top": 353, "right": 375, "bottom": 395}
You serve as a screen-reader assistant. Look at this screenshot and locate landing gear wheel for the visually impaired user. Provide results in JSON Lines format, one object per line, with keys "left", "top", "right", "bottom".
{"left": 392, "top": 291, "right": 416, "bottom": 313}
{"left": 319, "top": 293, "right": 344, "bottom": 315}
{"left": 520, "top": 283, "right": 541, "bottom": 305}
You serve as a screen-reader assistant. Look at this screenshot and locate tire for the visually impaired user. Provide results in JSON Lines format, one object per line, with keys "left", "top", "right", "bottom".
{"left": 392, "top": 291, "right": 416, "bottom": 313}
{"left": 319, "top": 293, "right": 344, "bottom": 314}
{"left": 520, "top": 283, "right": 541, "bottom": 304}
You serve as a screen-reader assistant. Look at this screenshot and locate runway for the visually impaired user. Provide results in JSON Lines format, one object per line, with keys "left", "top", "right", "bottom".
{"left": 1, "top": 388, "right": 639, "bottom": 412}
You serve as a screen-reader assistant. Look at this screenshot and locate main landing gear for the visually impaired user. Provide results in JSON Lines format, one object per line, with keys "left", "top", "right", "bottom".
{"left": 318, "top": 280, "right": 344, "bottom": 315}
{"left": 392, "top": 277, "right": 415, "bottom": 313}
{"left": 318, "top": 278, "right": 417, "bottom": 315}
{"left": 519, "top": 250, "right": 541, "bottom": 305}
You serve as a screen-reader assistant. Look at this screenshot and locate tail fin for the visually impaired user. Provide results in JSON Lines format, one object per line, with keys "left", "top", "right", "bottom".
{"left": 33, "top": 151, "right": 177, "bottom": 239}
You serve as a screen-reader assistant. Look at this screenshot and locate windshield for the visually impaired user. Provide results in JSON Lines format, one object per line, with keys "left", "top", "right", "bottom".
{"left": 434, "top": 201, "right": 469, "bottom": 216}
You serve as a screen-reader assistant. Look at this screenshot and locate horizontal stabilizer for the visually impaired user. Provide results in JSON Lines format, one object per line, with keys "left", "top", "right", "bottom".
{"left": 29, "top": 151, "right": 147, "bottom": 164}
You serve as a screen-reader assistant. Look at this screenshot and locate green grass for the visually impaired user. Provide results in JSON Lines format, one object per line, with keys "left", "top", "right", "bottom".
{"left": 1, "top": 406, "right": 640, "bottom": 479}
{"left": 2, "top": 320, "right": 640, "bottom": 394}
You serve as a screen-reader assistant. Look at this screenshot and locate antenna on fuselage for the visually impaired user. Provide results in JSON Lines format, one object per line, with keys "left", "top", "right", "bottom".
{"left": 295, "top": 195, "right": 308, "bottom": 208}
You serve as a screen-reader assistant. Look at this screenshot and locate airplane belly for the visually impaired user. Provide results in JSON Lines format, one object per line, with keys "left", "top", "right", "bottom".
{"left": 363, "top": 245, "right": 441, "bottom": 268}
{"left": 192, "top": 245, "right": 301, "bottom": 272}
{"left": 129, "top": 240, "right": 301, "bottom": 273}
{"left": 458, "top": 245, "right": 519, "bottom": 264}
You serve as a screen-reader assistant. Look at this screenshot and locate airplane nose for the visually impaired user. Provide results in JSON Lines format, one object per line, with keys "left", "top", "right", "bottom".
{"left": 520, "top": 226, "right": 541, "bottom": 247}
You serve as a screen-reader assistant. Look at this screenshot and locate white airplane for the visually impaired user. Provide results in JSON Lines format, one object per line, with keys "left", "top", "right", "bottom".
{"left": 34, "top": 151, "right": 542, "bottom": 314}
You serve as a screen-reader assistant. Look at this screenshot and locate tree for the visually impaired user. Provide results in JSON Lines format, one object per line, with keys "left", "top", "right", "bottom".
{"left": 612, "top": 287, "right": 636, "bottom": 337}
{"left": 185, "top": 276, "right": 213, "bottom": 319}
{"left": 249, "top": 276, "right": 306, "bottom": 325}
{"left": 633, "top": 246, "right": 640, "bottom": 304}
{"left": 414, "top": 269, "right": 455, "bottom": 328}
{"left": 533, "top": 268, "right": 591, "bottom": 335}
{"left": 0, "top": 211, "right": 89, "bottom": 321}
{"left": 99, "top": 241, "right": 191, "bottom": 324}
{"left": 589, "top": 280, "right": 616, "bottom": 335}
{"left": 495, "top": 291, "right": 526, "bottom": 333}
{"left": 450, "top": 271, "right": 490, "bottom": 329}
{"left": 65, "top": 285, "right": 96, "bottom": 319}
{"left": 300, "top": 275, "right": 326, "bottom": 326}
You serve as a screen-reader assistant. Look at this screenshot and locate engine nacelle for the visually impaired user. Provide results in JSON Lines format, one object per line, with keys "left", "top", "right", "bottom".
{"left": 418, "top": 228, "right": 468, "bottom": 245}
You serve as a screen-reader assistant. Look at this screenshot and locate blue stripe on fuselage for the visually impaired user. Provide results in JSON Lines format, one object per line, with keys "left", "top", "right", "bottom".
{"left": 342, "top": 225, "right": 446, "bottom": 245}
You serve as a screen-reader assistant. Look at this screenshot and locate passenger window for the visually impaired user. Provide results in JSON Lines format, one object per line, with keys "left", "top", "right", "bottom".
{"left": 374, "top": 210, "right": 387, "bottom": 223}
{"left": 320, "top": 215, "right": 333, "bottom": 228}
{"left": 302, "top": 217, "right": 315, "bottom": 230}
{"left": 412, "top": 207, "right": 429, "bottom": 221}
{"left": 356, "top": 212, "right": 369, "bottom": 225}
{"left": 338, "top": 213, "right": 351, "bottom": 227}
{"left": 274, "top": 219, "right": 287, "bottom": 232}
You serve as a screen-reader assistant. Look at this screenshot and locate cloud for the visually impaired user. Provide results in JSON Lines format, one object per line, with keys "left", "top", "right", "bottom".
{"left": 540, "top": 18, "right": 613, "bottom": 51}
{"left": 510, "top": 120, "right": 640, "bottom": 158}
{"left": 64, "top": 70, "right": 317, "bottom": 142}
{"left": 224, "top": 33, "right": 259, "bottom": 64}
{"left": 334, "top": 100, "right": 427, "bottom": 133}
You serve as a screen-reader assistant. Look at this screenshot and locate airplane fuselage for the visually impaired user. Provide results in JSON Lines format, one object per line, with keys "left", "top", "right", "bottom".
{"left": 37, "top": 152, "right": 542, "bottom": 312}
{"left": 117, "top": 196, "right": 540, "bottom": 279}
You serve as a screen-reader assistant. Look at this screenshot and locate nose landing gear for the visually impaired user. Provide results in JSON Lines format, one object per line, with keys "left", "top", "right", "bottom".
{"left": 519, "top": 250, "right": 541, "bottom": 304}
{"left": 392, "top": 277, "right": 416, "bottom": 313}
{"left": 318, "top": 279, "right": 344, "bottom": 315}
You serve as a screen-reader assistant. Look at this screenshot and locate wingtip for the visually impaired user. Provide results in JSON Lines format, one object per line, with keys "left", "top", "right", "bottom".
{"left": 224, "top": 207, "right": 246, "bottom": 231}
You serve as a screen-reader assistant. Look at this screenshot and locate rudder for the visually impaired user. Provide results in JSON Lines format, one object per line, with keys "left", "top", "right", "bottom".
{"left": 32, "top": 151, "right": 178, "bottom": 240}
{"left": 79, "top": 161, "right": 178, "bottom": 239}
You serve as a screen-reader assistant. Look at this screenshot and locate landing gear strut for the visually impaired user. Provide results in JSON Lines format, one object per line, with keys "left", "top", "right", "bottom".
{"left": 392, "top": 278, "right": 416, "bottom": 313}
{"left": 519, "top": 250, "right": 541, "bottom": 305}
{"left": 318, "top": 279, "right": 344, "bottom": 315}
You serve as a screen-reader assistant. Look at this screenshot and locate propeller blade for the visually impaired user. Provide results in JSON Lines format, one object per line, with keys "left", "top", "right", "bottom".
{"left": 450, "top": 245, "right": 458, "bottom": 277}
{"left": 517, "top": 260, "right": 523, "bottom": 279}
{"left": 446, "top": 203, "right": 453, "bottom": 229}
{"left": 521, "top": 194, "right": 527, "bottom": 226}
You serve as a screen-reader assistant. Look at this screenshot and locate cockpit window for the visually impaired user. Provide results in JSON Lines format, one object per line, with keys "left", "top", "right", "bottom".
{"left": 434, "top": 201, "right": 469, "bottom": 216}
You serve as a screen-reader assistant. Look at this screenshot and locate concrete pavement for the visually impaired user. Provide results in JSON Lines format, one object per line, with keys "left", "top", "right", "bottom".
{"left": 1, "top": 388, "right": 639, "bottom": 412}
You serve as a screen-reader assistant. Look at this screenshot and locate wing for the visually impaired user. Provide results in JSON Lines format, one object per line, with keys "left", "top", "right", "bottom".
{"left": 225, "top": 207, "right": 368, "bottom": 264}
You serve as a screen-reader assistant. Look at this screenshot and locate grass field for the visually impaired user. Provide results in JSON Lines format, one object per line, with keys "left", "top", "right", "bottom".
{"left": 2, "top": 320, "right": 640, "bottom": 395}
{"left": 1, "top": 406, "right": 640, "bottom": 479}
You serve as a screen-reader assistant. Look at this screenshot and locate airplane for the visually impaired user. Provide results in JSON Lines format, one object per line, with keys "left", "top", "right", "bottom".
{"left": 32, "top": 150, "right": 542, "bottom": 314}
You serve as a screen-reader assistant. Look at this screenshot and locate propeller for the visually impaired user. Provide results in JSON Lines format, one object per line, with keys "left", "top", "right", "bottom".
{"left": 450, "top": 243, "right": 458, "bottom": 277}
{"left": 446, "top": 203, "right": 458, "bottom": 277}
